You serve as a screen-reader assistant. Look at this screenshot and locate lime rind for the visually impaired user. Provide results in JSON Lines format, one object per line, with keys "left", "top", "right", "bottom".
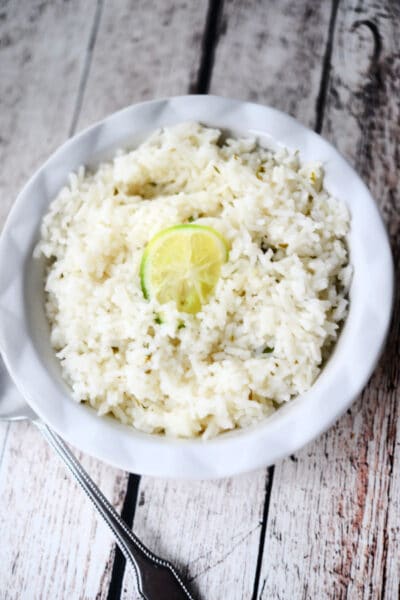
{"left": 140, "top": 224, "right": 229, "bottom": 314}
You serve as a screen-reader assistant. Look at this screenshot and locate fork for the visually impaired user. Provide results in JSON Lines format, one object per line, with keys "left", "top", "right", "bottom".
{"left": 0, "top": 355, "right": 194, "bottom": 600}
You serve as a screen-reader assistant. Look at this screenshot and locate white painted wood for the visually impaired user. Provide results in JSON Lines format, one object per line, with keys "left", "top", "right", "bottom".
{"left": 210, "top": 0, "right": 332, "bottom": 129}
{"left": 0, "top": 0, "right": 93, "bottom": 225}
{"left": 256, "top": 1, "right": 400, "bottom": 598}
{"left": 78, "top": 4, "right": 212, "bottom": 598}
{"left": 77, "top": 0, "right": 209, "bottom": 128}
{"left": 80, "top": 2, "right": 276, "bottom": 598}
{"left": 121, "top": 2, "right": 336, "bottom": 600}
{"left": 0, "top": 1, "right": 399, "bottom": 599}
{"left": 122, "top": 472, "right": 268, "bottom": 600}
{"left": 75, "top": 4, "right": 275, "bottom": 600}
{"left": 0, "top": 422, "right": 127, "bottom": 599}
{"left": 0, "top": 2, "right": 128, "bottom": 598}
{"left": 0, "top": 1, "right": 210, "bottom": 598}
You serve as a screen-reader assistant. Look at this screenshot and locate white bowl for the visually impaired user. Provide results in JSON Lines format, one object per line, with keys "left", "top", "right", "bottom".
{"left": 0, "top": 96, "right": 393, "bottom": 479}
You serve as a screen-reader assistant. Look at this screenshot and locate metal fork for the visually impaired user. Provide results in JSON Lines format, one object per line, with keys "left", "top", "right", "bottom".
{"left": 0, "top": 355, "right": 194, "bottom": 600}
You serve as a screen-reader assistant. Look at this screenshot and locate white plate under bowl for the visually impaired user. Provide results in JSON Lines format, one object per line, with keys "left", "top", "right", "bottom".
{"left": 0, "top": 96, "right": 393, "bottom": 479}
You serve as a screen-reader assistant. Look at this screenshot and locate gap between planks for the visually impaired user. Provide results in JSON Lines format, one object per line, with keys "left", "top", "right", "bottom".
{"left": 68, "top": 0, "right": 104, "bottom": 138}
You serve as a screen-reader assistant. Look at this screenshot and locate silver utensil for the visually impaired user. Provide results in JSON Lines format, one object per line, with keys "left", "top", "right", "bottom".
{"left": 0, "top": 355, "right": 194, "bottom": 600}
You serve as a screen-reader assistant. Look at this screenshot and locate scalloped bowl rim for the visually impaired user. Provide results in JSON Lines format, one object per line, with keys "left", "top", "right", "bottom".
{"left": 0, "top": 95, "right": 394, "bottom": 478}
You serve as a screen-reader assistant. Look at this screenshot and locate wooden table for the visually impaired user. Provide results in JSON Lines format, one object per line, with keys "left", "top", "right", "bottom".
{"left": 0, "top": 1, "right": 399, "bottom": 598}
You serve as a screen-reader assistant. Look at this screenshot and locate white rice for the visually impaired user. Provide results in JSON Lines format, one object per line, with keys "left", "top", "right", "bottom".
{"left": 36, "top": 122, "right": 351, "bottom": 438}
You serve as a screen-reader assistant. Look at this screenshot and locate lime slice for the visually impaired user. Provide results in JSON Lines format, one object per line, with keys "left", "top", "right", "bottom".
{"left": 140, "top": 224, "right": 229, "bottom": 314}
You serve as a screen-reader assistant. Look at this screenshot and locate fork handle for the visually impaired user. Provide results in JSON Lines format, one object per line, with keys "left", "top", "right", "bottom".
{"left": 34, "top": 421, "right": 194, "bottom": 600}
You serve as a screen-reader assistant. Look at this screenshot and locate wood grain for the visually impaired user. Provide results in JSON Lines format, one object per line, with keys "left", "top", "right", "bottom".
{"left": 0, "top": 2, "right": 126, "bottom": 598}
{"left": 0, "top": 0, "right": 94, "bottom": 224}
{"left": 210, "top": 0, "right": 332, "bottom": 128}
{"left": 256, "top": 1, "right": 400, "bottom": 598}
{"left": 120, "top": 2, "right": 337, "bottom": 600}
{"left": 208, "top": 1, "right": 338, "bottom": 598}
{"left": 210, "top": 0, "right": 400, "bottom": 598}
{"left": 122, "top": 473, "right": 268, "bottom": 600}
{"left": 0, "top": 422, "right": 128, "bottom": 600}
{"left": 0, "top": 0, "right": 399, "bottom": 599}
{"left": 77, "top": 0, "right": 209, "bottom": 128}
{"left": 75, "top": 2, "right": 212, "bottom": 598}
{"left": 86, "top": 2, "right": 275, "bottom": 598}
{"left": 0, "top": 1, "right": 210, "bottom": 599}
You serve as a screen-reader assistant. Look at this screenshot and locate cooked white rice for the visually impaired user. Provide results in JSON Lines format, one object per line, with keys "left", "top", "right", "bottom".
{"left": 36, "top": 122, "right": 351, "bottom": 438}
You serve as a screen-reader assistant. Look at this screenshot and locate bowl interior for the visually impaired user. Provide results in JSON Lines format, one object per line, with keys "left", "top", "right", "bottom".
{"left": 0, "top": 95, "right": 393, "bottom": 478}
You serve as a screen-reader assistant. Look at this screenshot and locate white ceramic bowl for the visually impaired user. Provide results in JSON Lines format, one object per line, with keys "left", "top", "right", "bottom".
{"left": 0, "top": 96, "right": 393, "bottom": 479}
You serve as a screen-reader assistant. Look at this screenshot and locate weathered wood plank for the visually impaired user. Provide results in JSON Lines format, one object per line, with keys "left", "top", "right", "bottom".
{"left": 0, "top": 1, "right": 211, "bottom": 599}
{"left": 0, "top": 422, "right": 127, "bottom": 599}
{"left": 256, "top": 1, "right": 400, "bottom": 598}
{"left": 75, "top": 1, "right": 211, "bottom": 598}
{"left": 77, "top": 0, "right": 209, "bottom": 127}
{"left": 122, "top": 473, "right": 268, "bottom": 600}
{"left": 1, "top": 1, "right": 398, "bottom": 600}
{"left": 319, "top": 2, "right": 399, "bottom": 597}
{"left": 121, "top": 2, "right": 335, "bottom": 600}
{"left": 210, "top": 0, "right": 333, "bottom": 128}
{"left": 0, "top": 3, "right": 129, "bottom": 599}
{"left": 0, "top": 0, "right": 93, "bottom": 225}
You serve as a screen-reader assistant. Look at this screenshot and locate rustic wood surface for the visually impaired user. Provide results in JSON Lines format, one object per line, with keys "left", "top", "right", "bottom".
{"left": 0, "top": 1, "right": 398, "bottom": 599}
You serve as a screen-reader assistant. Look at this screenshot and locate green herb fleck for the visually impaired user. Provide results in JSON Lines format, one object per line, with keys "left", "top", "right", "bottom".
{"left": 154, "top": 315, "right": 162, "bottom": 324}
{"left": 178, "top": 322, "right": 186, "bottom": 330}
{"left": 188, "top": 216, "right": 195, "bottom": 223}
{"left": 213, "top": 165, "right": 221, "bottom": 174}
{"left": 262, "top": 346, "right": 274, "bottom": 354}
